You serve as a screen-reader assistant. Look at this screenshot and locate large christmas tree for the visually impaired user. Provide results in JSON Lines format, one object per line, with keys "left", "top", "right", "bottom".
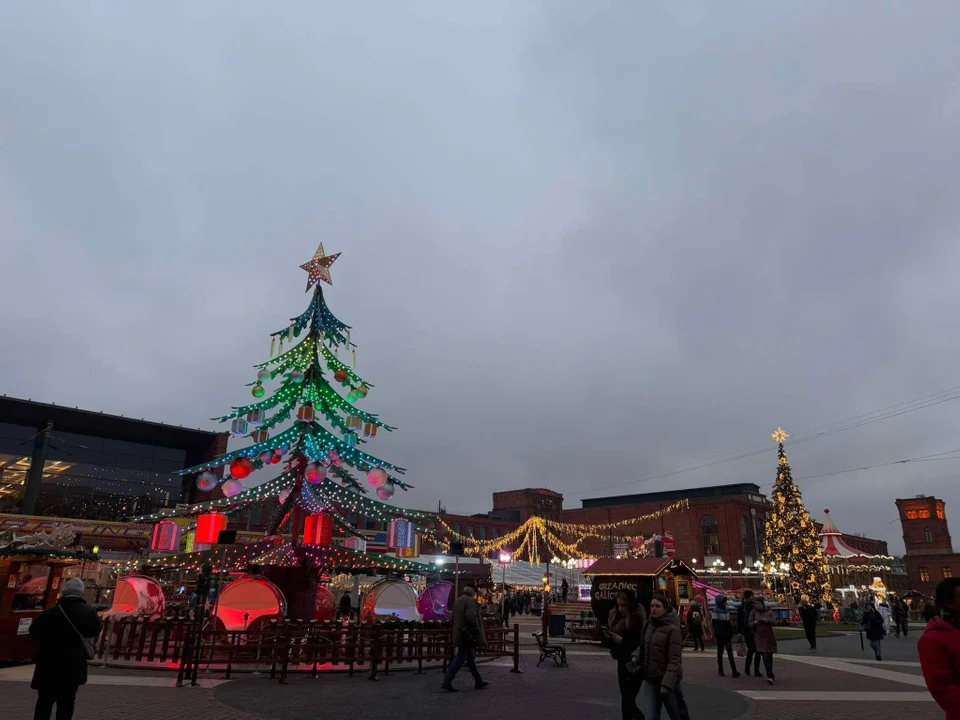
{"left": 762, "top": 428, "right": 831, "bottom": 603}
{"left": 131, "top": 244, "right": 432, "bottom": 573}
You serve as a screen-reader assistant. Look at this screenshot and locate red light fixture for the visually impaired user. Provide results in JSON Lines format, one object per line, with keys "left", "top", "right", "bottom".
{"left": 303, "top": 513, "right": 334, "bottom": 547}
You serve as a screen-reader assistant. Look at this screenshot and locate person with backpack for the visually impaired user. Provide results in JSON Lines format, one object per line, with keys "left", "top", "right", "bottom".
{"left": 712, "top": 595, "right": 740, "bottom": 677}
{"left": 686, "top": 601, "right": 705, "bottom": 651}
{"left": 29, "top": 577, "right": 103, "bottom": 720}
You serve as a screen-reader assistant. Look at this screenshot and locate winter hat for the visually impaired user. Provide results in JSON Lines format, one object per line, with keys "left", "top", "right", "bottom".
{"left": 61, "top": 578, "right": 85, "bottom": 598}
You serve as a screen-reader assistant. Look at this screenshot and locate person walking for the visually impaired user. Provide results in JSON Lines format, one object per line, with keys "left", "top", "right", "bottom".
{"left": 605, "top": 591, "right": 647, "bottom": 720}
{"left": 561, "top": 578, "right": 570, "bottom": 604}
{"left": 878, "top": 601, "right": 892, "bottom": 636}
{"left": 502, "top": 590, "right": 512, "bottom": 629}
{"left": 441, "top": 583, "right": 488, "bottom": 692}
{"left": 737, "top": 590, "right": 758, "bottom": 672}
{"left": 893, "top": 598, "right": 909, "bottom": 638}
{"left": 634, "top": 595, "right": 691, "bottom": 720}
{"left": 919, "top": 577, "right": 960, "bottom": 719}
{"left": 29, "top": 577, "right": 103, "bottom": 720}
{"left": 799, "top": 600, "right": 819, "bottom": 651}
{"left": 749, "top": 597, "right": 778, "bottom": 685}
{"left": 862, "top": 604, "right": 886, "bottom": 661}
{"left": 712, "top": 595, "right": 740, "bottom": 677}
{"left": 686, "top": 601, "right": 705, "bottom": 652}
{"left": 338, "top": 592, "right": 352, "bottom": 620}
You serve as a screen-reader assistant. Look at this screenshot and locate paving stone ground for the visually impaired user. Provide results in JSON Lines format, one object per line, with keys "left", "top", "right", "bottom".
{"left": 0, "top": 623, "right": 942, "bottom": 719}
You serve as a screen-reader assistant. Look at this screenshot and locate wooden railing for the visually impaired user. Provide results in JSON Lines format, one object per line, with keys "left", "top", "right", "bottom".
{"left": 92, "top": 616, "right": 521, "bottom": 686}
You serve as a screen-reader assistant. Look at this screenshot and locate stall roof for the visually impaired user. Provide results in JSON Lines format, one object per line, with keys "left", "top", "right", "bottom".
{"left": 583, "top": 557, "right": 673, "bottom": 577}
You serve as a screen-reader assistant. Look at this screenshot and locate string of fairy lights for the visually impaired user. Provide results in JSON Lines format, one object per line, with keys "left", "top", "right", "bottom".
{"left": 437, "top": 499, "right": 690, "bottom": 564}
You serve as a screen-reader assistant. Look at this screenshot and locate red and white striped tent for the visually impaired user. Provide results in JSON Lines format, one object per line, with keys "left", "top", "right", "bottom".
{"left": 819, "top": 509, "right": 892, "bottom": 561}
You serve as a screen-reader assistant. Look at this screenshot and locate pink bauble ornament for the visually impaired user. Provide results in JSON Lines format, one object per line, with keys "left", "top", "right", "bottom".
{"left": 261, "top": 452, "right": 272, "bottom": 463}
{"left": 376, "top": 483, "right": 395, "bottom": 501}
{"left": 221, "top": 478, "right": 244, "bottom": 498}
{"left": 278, "top": 489, "right": 291, "bottom": 504}
{"left": 332, "top": 457, "right": 343, "bottom": 468}
{"left": 367, "top": 467, "right": 389, "bottom": 488}
{"left": 306, "top": 463, "right": 326, "bottom": 484}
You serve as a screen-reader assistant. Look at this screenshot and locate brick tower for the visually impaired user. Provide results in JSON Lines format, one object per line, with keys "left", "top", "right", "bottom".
{"left": 896, "top": 496, "right": 952, "bottom": 554}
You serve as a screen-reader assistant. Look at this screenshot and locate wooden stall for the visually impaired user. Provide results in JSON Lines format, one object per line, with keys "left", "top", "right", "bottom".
{"left": 584, "top": 557, "right": 698, "bottom": 621}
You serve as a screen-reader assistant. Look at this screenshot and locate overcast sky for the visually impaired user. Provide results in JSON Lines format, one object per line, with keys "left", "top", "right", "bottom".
{"left": 4, "top": 2, "right": 960, "bottom": 553}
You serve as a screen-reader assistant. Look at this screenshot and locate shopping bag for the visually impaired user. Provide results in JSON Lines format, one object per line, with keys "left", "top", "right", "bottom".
{"left": 736, "top": 636, "right": 746, "bottom": 657}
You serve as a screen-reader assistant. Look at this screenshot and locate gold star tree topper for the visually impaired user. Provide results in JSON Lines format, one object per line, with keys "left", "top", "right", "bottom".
{"left": 772, "top": 427, "right": 789, "bottom": 444}
{"left": 300, "top": 243, "right": 341, "bottom": 291}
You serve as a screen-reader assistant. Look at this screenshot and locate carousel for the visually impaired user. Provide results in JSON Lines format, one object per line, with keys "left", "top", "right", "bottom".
{"left": 819, "top": 509, "right": 894, "bottom": 603}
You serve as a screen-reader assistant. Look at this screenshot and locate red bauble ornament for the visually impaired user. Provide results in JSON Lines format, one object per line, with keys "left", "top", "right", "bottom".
{"left": 270, "top": 454, "right": 281, "bottom": 464}
{"left": 334, "top": 369, "right": 349, "bottom": 382}
{"left": 230, "top": 457, "right": 255, "bottom": 479}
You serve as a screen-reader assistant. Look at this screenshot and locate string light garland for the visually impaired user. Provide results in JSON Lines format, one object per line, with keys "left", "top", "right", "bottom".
{"left": 438, "top": 500, "right": 689, "bottom": 564}
{"left": 761, "top": 428, "right": 832, "bottom": 603}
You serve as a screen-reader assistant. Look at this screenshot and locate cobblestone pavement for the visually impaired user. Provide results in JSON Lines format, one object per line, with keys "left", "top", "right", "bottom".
{"left": 0, "top": 628, "right": 941, "bottom": 719}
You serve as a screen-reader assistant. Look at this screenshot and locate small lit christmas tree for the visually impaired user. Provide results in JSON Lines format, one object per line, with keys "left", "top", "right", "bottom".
{"left": 762, "top": 428, "right": 831, "bottom": 603}
{"left": 131, "top": 244, "right": 432, "bottom": 574}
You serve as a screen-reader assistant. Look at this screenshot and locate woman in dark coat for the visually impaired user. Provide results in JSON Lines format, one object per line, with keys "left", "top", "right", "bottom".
{"left": 862, "top": 604, "right": 887, "bottom": 661}
{"left": 29, "top": 577, "right": 103, "bottom": 720}
{"left": 748, "top": 596, "right": 778, "bottom": 684}
{"left": 605, "top": 591, "right": 647, "bottom": 720}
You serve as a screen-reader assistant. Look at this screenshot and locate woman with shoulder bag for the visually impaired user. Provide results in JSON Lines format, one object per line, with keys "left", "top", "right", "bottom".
{"left": 29, "top": 577, "right": 103, "bottom": 720}
{"left": 748, "top": 596, "right": 778, "bottom": 684}
{"left": 633, "top": 594, "right": 690, "bottom": 720}
{"left": 605, "top": 591, "right": 647, "bottom": 720}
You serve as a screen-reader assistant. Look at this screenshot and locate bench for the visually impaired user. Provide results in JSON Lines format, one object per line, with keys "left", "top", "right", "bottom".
{"left": 532, "top": 631, "right": 567, "bottom": 667}
{"left": 569, "top": 626, "right": 598, "bottom": 643}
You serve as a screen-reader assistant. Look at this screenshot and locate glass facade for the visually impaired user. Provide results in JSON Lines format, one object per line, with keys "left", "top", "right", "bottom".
{"left": 0, "top": 422, "right": 186, "bottom": 520}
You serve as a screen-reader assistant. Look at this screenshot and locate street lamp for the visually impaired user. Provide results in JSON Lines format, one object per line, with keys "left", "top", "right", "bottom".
{"left": 499, "top": 552, "right": 511, "bottom": 622}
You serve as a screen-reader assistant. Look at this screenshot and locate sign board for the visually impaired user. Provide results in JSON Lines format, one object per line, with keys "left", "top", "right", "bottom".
{"left": 676, "top": 579, "right": 691, "bottom": 604}
{"left": 590, "top": 575, "right": 644, "bottom": 625}
{"left": 613, "top": 542, "right": 630, "bottom": 556}
{"left": 17, "top": 618, "right": 32, "bottom": 635}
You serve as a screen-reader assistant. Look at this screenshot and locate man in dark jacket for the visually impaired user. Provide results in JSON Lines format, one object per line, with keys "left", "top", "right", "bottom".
{"left": 441, "top": 584, "right": 488, "bottom": 692}
{"left": 712, "top": 595, "right": 740, "bottom": 677}
{"left": 30, "top": 577, "right": 103, "bottom": 720}
{"left": 338, "top": 592, "right": 352, "bottom": 620}
{"left": 799, "top": 600, "right": 819, "bottom": 651}
{"left": 737, "top": 590, "right": 758, "bottom": 674}
{"left": 919, "top": 577, "right": 960, "bottom": 719}
{"left": 605, "top": 591, "right": 647, "bottom": 720}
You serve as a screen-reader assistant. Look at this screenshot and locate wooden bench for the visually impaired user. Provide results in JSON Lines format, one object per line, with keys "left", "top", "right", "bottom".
{"left": 532, "top": 631, "right": 567, "bottom": 667}
{"left": 569, "top": 625, "right": 599, "bottom": 643}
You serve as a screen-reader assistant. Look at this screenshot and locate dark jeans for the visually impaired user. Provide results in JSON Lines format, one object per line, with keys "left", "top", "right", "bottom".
{"left": 803, "top": 622, "right": 817, "bottom": 649}
{"left": 35, "top": 687, "right": 78, "bottom": 720}
{"left": 617, "top": 660, "right": 644, "bottom": 720}
{"left": 689, "top": 627, "right": 704, "bottom": 651}
{"left": 642, "top": 679, "right": 691, "bottom": 720}
{"left": 443, "top": 647, "right": 483, "bottom": 687}
{"left": 896, "top": 619, "right": 908, "bottom": 637}
{"left": 743, "top": 629, "right": 758, "bottom": 671}
{"left": 759, "top": 652, "right": 774, "bottom": 679}
{"left": 716, "top": 634, "right": 738, "bottom": 674}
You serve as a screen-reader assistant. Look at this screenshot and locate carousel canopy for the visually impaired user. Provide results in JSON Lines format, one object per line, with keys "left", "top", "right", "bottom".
{"left": 819, "top": 509, "right": 893, "bottom": 560}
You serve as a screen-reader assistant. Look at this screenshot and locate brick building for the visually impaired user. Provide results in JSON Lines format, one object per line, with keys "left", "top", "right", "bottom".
{"left": 896, "top": 495, "right": 960, "bottom": 596}
{"left": 565, "top": 483, "right": 771, "bottom": 569}
{"left": 491, "top": 488, "right": 563, "bottom": 522}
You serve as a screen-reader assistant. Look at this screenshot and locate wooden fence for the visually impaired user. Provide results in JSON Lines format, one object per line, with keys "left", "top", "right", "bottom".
{"left": 92, "top": 616, "right": 521, "bottom": 686}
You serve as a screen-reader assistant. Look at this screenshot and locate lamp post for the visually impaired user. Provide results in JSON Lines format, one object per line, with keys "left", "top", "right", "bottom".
{"left": 499, "top": 552, "right": 511, "bottom": 622}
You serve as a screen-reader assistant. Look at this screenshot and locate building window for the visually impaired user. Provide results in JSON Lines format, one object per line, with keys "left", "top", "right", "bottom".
{"left": 944, "top": 567, "right": 953, "bottom": 579}
{"left": 919, "top": 509, "right": 931, "bottom": 519}
{"left": 920, "top": 567, "right": 930, "bottom": 582}
{"left": 740, "top": 516, "right": 754, "bottom": 557}
{"left": 755, "top": 521, "right": 765, "bottom": 555}
{"left": 492, "top": 528, "right": 499, "bottom": 539}
{"left": 454, "top": 523, "right": 461, "bottom": 535}
{"left": 906, "top": 510, "right": 918, "bottom": 519}
{"left": 700, "top": 515, "right": 720, "bottom": 557}
{"left": 925, "top": 527, "right": 933, "bottom": 543}
{"left": 937, "top": 503, "right": 946, "bottom": 520}
{"left": 479, "top": 527, "right": 486, "bottom": 540}
{"left": 466, "top": 525, "right": 474, "bottom": 538}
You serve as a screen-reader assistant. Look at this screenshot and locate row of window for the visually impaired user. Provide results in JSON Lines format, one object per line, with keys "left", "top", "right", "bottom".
{"left": 919, "top": 566, "right": 953, "bottom": 582}
{"left": 451, "top": 523, "right": 501, "bottom": 540}
{"left": 700, "top": 514, "right": 764, "bottom": 558}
